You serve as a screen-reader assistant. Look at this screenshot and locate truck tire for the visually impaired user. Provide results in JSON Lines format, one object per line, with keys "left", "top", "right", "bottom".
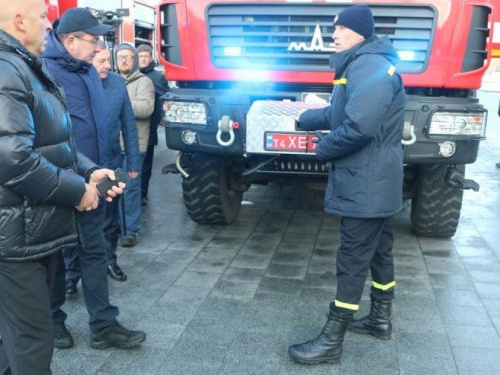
{"left": 182, "top": 154, "right": 242, "bottom": 224}
{"left": 410, "top": 164, "right": 464, "bottom": 238}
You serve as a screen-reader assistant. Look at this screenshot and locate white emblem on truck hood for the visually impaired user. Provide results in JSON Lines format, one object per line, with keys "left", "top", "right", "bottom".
{"left": 287, "top": 24, "right": 336, "bottom": 52}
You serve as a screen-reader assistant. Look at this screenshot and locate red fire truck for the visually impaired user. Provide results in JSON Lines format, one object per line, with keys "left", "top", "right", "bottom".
{"left": 157, "top": 0, "right": 499, "bottom": 238}
{"left": 47, "top": 0, "right": 162, "bottom": 53}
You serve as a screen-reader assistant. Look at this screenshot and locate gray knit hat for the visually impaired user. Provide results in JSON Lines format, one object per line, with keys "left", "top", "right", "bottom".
{"left": 115, "top": 43, "right": 139, "bottom": 73}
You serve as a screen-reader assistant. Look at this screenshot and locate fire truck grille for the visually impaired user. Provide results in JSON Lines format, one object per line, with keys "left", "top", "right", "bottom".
{"left": 207, "top": 3, "right": 435, "bottom": 73}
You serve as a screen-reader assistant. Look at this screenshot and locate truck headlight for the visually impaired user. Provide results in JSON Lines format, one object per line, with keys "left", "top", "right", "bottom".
{"left": 163, "top": 101, "right": 207, "bottom": 125}
{"left": 428, "top": 112, "right": 486, "bottom": 138}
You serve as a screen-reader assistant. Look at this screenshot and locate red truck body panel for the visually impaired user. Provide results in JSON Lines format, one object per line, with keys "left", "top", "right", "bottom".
{"left": 158, "top": 0, "right": 499, "bottom": 90}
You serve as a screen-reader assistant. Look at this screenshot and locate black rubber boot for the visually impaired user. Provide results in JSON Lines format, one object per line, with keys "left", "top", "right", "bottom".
{"left": 288, "top": 307, "right": 351, "bottom": 365}
{"left": 348, "top": 294, "right": 392, "bottom": 340}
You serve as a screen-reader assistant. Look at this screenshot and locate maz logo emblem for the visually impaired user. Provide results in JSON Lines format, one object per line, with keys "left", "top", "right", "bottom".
{"left": 287, "top": 24, "right": 336, "bottom": 52}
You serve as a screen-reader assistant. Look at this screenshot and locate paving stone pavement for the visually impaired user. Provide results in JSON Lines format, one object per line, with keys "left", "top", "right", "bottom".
{"left": 52, "top": 90, "right": 500, "bottom": 375}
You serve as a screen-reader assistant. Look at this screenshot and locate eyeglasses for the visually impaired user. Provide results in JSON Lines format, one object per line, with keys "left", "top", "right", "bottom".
{"left": 117, "top": 56, "right": 135, "bottom": 62}
{"left": 73, "top": 35, "right": 100, "bottom": 47}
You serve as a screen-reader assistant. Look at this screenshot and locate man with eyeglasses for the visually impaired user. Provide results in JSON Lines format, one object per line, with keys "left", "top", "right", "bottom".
{"left": 41, "top": 7, "right": 146, "bottom": 350}
{"left": 115, "top": 43, "right": 155, "bottom": 248}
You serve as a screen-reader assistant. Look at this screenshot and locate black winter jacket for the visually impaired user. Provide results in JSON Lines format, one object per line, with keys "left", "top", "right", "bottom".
{"left": 299, "top": 36, "right": 406, "bottom": 218}
{"left": 0, "top": 31, "right": 96, "bottom": 262}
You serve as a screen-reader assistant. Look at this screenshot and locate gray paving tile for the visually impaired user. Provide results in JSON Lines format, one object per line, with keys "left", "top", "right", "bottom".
{"left": 434, "top": 289, "right": 483, "bottom": 308}
{"left": 147, "top": 301, "right": 199, "bottom": 325}
{"left": 398, "top": 353, "right": 458, "bottom": 375}
{"left": 231, "top": 254, "right": 273, "bottom": 269}
{"left": 482, "top": 298, "right": 500, "bottom": 318}
{"left": 429, "top": 273, "right": 475, "bottom": 291}
{"left": 99, "top": 347, "right": 167, "bottom": 375}
{"left": 468, "top": 269, "right": 500, "bottom": 284}
{"left": 180, "top": 316, "right": 239, "bottom": 345}
{"left": 271, "top": 252, "right": 311, "bottom": 267}
{"left": 221, "top": 267, "right": 266, "bottom": 284}
{"left": 209, "top": 280, "right": 259, "bottom": 301}
{"left": 277, "top": 240, "right": 315, "bottom": 255}
{"left": 257, "top": 277, "right": 303, "bottom": 296}
{"left": 298, "top": 287, "right": 335, "bottom": 306}
{"left": 218, "top": 354, "right": 281, "bottom": 375}
{"left": 158, "top": 285, "right": 211, "bottom": 306}
{"left": 52, "top": 345, "right": 111, "bottom": 375}
{"left": 154, "top": 250, "right": 198, "bottom": 264}
{"left": 302, "top": 272, "right": 336, "bottom": 289}
{"left": 455, "top": 246, "right": 496, "bottom": 258}
{"left": 205, "top": 234, "right": 248, "bottom": 248}
{"left": 452, "top": 347, "right": 500, "bottom": 375}
{"left": 197, "top": 246, "right": 240, "bottom": 261}
{"left": 308, "top": 259, "right": 337, "bottom": 275}
{"left": 395, "top": 296, "right": 441, "bottom": 321}
{"left": 396, "top": 330, "right": 453, "bottom": 357}
{"left": 173, "top": 271, "right": 221, "bottom": 288}
{"left": 462, "top": 257, "right": 500, "bottom": 272}
{"left": 226, "top": 330, "right": 288, "bottom": 357}
{"left": 475, "top": 283, "right": 500, "bottom": 299}
{"left": 266, "top": 264, "right": 308, "bottom": 279}
{"left": 185, "top": 258, "right": 230, "bottom": 273}
{"left": 168, "top": 336, "right": 229, "bottom": 363}
{"left": 438, "top": 305, "right": 492, "bottom": 326}
{"left": 136, "top": 319, "right": 185, "bottom": 350}
{"left": 341, "top": 334, "right": 399, "bottom": 375}
{"left": 156, "top": 359, "right": 221, "bottom": 375}
{"left": 279, "top": 356, "right": 341, "bottom": 375}
{"left": 425, "top": 258, "right": 467, "bottom": 276}
{"left": 445, "top": 325, "right": 500, "bottom": 349}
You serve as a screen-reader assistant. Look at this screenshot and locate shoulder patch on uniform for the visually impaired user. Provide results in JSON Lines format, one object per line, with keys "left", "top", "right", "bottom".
{"left": 387, "top": 65, "right": 396, "bottom": 76}
{"left": 333, "top": 78, "right": 347, "bottom": 85}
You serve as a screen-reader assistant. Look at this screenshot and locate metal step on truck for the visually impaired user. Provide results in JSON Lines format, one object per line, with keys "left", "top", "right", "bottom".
{"left": 156, "top": 0, "right": 499, "bottom": 238}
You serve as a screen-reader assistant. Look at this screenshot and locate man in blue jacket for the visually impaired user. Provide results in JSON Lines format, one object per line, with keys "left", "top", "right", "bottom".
{"left": 41, "top": 7, "right": 146, "bottom": 350}
{"left": 93, "top": 43, "right": 141, "bottom": 281}
{"left": 288, "top": 5, "right": 406, "bottom": 365}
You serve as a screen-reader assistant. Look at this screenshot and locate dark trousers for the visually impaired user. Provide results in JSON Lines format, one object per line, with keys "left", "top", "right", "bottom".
{"left": 335, "top": 217, "right": 395, "bottom": 314}
{"left": 141, "top": 144, "right": 155, "bottom": 200}
{"left": 53, "top": 206, "right": 119, "bottom": 333}
{"left": 103, "top": 198, "right": 120, "bottom": 265}
{"left": 0, "top": 254, "right": 58, "bottom": 375}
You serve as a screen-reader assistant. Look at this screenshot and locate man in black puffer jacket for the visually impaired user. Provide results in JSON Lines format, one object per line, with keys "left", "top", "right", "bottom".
{"left": 0, "top": 1, "right": 123, "bottom": 374}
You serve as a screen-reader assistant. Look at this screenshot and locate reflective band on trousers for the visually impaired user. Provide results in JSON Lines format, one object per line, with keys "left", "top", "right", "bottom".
{"left": 372, "top": 281, "right": 396, "bottom": 291}
{"left": 334, "top": 300, "right": 359, "bottom": 311}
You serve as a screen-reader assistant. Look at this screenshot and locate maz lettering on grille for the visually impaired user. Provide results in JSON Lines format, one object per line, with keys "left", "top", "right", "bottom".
{"left": 287, "top": 24, "right": 336, "bottom": 52}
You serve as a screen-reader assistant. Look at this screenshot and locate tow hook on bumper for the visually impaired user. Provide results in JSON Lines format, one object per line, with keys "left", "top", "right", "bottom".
{"left": 162, "top": 152, "right": 190, "bottom": 179}
{"left": 445, "top": 166, "right": 479, "bottom": 191}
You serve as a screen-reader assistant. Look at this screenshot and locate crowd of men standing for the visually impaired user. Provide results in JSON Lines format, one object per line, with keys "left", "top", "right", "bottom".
{"left": 0, "top": 3, "right": 167, "bottom": 374}
{"left": 0, "top": 2, "right": 405, "bottom": 374}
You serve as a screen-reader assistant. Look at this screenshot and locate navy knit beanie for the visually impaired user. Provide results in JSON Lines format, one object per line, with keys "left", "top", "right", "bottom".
{"left": 333, "top": 5, "right": 374, "bottom": 39}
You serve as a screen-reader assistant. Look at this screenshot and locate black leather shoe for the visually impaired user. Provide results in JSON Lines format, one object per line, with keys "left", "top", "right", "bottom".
{"left": 54, "top": 323, "right": 74, "bottom": 349}
{"left": 90, "top": 322, "right": 146, "bottom": 349}
{"left": 121, "top": 234, "right": 137, "bottom": 248}
{"left": 107, "top": 264, "right": 127, "bottom": 281}
{"left": 66, "top": 280, "right": 78, "bottom": 295}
